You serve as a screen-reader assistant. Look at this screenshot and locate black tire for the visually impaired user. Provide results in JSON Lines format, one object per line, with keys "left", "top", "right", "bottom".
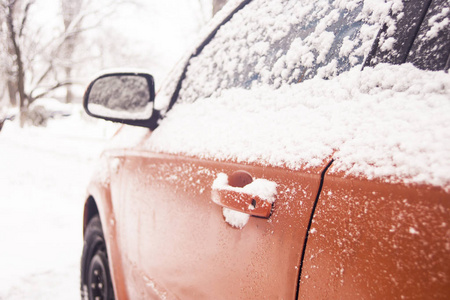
{"left": 81, "top": 215, "right": 115, "bottom": 300}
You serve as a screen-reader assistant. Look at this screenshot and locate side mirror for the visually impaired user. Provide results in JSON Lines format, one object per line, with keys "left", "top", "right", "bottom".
{"left": 83, "top": 72, "right": 156, "bottom": 127}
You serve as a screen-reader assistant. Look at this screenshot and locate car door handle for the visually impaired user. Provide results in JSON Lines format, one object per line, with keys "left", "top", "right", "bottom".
{"left": 212, "top": 189, "right": 272, "bottom": 218}
{"left": 211, "top": 171, "right": 277, "bottom": 219}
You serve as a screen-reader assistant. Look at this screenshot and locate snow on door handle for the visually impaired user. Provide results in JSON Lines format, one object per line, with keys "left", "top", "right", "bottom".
{"left": 211, "top": 172, "right": 277, "bottom": 218}
{"left": 212, "top": 189, "right": 272, "bottom": 218}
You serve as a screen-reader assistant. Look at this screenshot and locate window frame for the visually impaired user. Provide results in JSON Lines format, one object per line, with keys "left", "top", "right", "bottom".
{"left": 165, "top": 0, "right": 254, "bottom": 113}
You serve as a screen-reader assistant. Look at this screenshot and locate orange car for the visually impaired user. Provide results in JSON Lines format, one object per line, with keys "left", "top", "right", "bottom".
{"left": 80, "top": 0, "right": 450, "bottom": 299}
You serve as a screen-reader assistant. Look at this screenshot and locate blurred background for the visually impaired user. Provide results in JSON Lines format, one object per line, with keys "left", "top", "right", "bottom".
{"left": 0, "top": 0, "right": 226, "bottom": 298}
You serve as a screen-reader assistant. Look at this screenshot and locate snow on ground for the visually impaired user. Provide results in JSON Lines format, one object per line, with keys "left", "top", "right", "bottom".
{"left": 0, "top": 108, "right": 119, "bottom": 299}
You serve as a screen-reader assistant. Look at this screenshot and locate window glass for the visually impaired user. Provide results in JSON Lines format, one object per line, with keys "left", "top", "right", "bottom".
{"left": 406, "top": 0, "right": 450, "bottom": 71}
{"left": 369, "top": 0, "right": 431, "bottom": 66}
{"left": 177, "top": 0, "right": 400, "bottom": 103}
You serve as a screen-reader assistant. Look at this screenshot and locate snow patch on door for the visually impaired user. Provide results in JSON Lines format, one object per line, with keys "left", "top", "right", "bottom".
{"left": 222, "top": 208, "right": 251, "bottom": 229}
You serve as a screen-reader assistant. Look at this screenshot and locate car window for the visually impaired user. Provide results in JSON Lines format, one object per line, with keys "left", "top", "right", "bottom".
{"left": 367, "top": 0, "right": 432, "bottom": 66}
{"left": 406, "top": 0, "right": 450, "bottom": 71}
{"left": 177, "top": 0, "right": 401, "bottom": 104}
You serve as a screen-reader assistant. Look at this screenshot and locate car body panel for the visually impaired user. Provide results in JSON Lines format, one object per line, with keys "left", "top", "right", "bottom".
{"left": 106, "top": 146, "right": 330, "bottom": 299}
{"left": 84, "top": 163, "right": 129, "bottom": 300}
{"left": 299, "top": 172, "right": 450, "bottom": 299}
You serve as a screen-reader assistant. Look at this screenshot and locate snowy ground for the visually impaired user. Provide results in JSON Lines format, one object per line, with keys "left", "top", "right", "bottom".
{"left": 0, "top": 108, "right": 119, "bottom": 299}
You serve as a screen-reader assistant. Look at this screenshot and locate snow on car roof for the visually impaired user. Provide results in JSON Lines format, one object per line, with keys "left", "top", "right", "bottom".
{"left": 147, "top": 63, "right": 450, "bottom": 190}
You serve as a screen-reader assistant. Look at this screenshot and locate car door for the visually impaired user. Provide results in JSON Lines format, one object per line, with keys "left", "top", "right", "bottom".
{"left": 299, "top": 1, "right": 450, "bottom": 299}
{"left": 118, "top": 153, "right": 328, "bottom": 299}
{"left": 109, "top": 0, "right": 400, "bottom": 298}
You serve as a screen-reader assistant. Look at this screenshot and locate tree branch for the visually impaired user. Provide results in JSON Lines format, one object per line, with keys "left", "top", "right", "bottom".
{"left": 30, "top": 80, "right": 74, "bottom": 101}
{"left": 5, "top": 0, "right": 28, "bottom": 108}
{"left": 34, "top": 62, "right": 54, "bottom": 87}
{"left": 19, "top": 0, "right": 35, "bottom": 37}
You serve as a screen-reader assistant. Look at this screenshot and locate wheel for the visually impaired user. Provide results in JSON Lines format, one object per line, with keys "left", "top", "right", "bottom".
{"left": 81, "top": 215, "right": 115, "bottom": 300}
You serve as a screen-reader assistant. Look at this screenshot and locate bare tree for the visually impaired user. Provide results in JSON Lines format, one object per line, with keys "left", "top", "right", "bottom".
{"left": 1, "top": 0, "right": 211, "bottom": 126}
{"left": 60, "top": 0, "right": 82, "bottom": 103}
{"left": 0, "top": 13, "right": 7, "bottom": 105}
{"left": 0, "top": 0, "right": 24, "bottom": 107}
{"left": 1, "top": 0, "right": 31, "bottom": 125}
{"left": 213, "top": 0, "right": 228, "bottom": 15}
{"left": 0, "top": 12, "right": 14, "bottom": 106}
{"left": 0, "top": 0, "right": 138, "bottom": 126}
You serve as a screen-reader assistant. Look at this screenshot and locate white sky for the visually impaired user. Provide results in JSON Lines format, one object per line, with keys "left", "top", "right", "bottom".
{"left": 27, "top": 0, "right": 212, "bottom": 87}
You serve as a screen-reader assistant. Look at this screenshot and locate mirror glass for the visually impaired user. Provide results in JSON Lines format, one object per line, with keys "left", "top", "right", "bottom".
{"left": 87, "top": 75, "right": 153, "bottom": 120}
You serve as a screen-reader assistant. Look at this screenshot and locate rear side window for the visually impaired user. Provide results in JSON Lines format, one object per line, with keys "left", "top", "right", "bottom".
{"left": 406, "top": 0, "right": 450, "bottom": 71}
{"left": 368, "top": 0, "right": 431, "bottom": 66}
{"left": 178, "top": 0, "right": 401, "bottom": 103}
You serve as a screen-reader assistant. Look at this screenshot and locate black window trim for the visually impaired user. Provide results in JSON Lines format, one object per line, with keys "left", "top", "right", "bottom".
{"left": 165, "top": 0, "right": 254, "bottom": 114}
{"left": 364, "top": 0, "right": 433, "bottom": 68}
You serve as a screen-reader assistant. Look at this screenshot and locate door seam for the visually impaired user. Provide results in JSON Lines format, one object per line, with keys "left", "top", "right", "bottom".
{"left": 295, "top": 159, "right": 334, "bottom": 299}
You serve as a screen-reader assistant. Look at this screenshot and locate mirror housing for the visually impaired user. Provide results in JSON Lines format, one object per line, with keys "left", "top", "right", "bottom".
{"left": 83, "top": 72, "right": 157, "bottom": 128}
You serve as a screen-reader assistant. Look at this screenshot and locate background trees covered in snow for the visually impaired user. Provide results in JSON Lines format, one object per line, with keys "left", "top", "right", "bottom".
{"left": 0, "top": 0, "right": 135, "bottom": 125}
{"left": 0, "top": 0, "right": 214, "bottom": 126}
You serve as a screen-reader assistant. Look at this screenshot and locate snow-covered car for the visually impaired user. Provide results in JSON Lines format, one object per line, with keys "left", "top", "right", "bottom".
{"left": 80, "top": 0, "right": 450, "bottom": 299}
{"left": 27, "top": 98, "right": 72, "bottom": 126}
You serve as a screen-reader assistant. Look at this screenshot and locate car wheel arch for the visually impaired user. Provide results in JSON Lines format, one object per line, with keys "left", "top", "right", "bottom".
{"left": 83, "top": 196, "right": 99, "bottom": 236}
{"left": 81, "top": 215, "right": 116, "bottom": 300}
